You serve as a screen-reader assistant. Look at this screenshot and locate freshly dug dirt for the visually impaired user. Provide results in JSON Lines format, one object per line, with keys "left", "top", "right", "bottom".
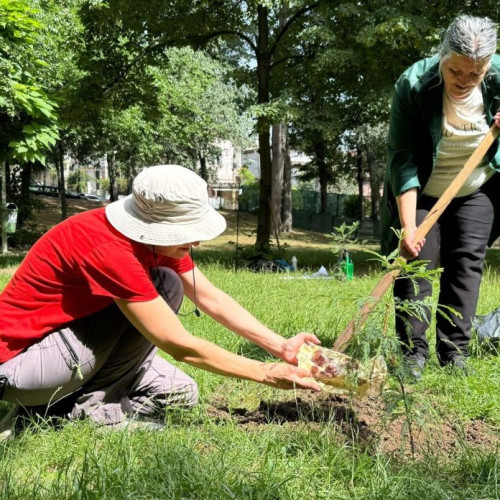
{"left": 207, "top": 391, "right": 499, "bottom": 459}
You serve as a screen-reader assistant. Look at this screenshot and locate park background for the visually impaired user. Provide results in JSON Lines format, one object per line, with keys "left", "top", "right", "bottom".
{"left": 6, "top": 0, "right": 500, "bottom": 253}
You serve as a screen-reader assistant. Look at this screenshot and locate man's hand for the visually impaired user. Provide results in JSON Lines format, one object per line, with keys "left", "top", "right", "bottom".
{"left": 260, "top": 362, "right": 321, "bottom": 391}
{"left": 279, "top": 332, "right": 321, "bottom": 365}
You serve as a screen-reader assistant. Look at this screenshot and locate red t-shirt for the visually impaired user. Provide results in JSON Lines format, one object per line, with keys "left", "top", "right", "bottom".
{"left": 0, "top": 208, "right": 194, "bottom": 362}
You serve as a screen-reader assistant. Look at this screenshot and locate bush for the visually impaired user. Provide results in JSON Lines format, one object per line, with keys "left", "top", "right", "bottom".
{"left": 342, "top": 194, "right": 371, "bottom": 219}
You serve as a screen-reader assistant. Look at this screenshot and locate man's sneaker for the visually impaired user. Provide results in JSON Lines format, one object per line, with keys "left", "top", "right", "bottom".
{"left": 405, "top": 353, "right": 426, "bottom": 381}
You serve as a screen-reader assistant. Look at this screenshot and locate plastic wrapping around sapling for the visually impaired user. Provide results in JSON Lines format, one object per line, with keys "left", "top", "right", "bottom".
{"left": 297, "top": 344, "right": 387, "bottom": 396}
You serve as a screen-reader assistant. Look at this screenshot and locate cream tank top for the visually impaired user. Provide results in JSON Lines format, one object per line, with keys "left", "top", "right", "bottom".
{"left": 423, "top": 86, "right": 494, "bottom": 198}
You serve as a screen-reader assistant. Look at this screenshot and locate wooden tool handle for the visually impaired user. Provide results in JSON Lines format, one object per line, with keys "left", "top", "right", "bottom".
{"left": 333, "top": 269, "right": 399, "bottom": 352}
{"left": 333, "top": 124, "right": 499, "bottom": 353}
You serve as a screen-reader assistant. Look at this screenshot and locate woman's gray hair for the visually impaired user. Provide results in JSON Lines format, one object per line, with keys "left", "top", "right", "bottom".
{"left": 440, "top": 15, "right": 497, "bottom": 61}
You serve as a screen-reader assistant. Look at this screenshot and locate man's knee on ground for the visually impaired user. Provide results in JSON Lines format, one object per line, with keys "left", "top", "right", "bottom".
{"left": 133, "top": 373, "right": 199, "bottom": 413}
{"left": 160, "top": 374, "right": 198, "bottom": 408}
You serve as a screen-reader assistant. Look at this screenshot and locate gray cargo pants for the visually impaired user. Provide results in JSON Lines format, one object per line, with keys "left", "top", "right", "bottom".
{"left": 0, "top": 268, "right": 198, "bottom": 425}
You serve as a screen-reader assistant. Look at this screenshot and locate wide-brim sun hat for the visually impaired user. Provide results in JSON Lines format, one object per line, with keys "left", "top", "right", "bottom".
{"left": 106, "top": 164, "right": 226, "bottom": 245}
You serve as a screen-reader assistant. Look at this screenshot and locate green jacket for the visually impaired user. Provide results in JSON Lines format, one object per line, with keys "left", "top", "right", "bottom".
{"left": 381, "top": 54, "right": 500, "bottom": 255}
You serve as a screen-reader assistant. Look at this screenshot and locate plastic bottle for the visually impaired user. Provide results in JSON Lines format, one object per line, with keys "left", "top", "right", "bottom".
{"left": 343, "top": 251, "right": 354, "bottom": 281}
{"left": 291, "top": 256, "right": 298, "bottom": 271}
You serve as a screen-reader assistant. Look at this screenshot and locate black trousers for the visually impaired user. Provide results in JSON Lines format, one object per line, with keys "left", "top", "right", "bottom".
{"left": 393, "top": 181, "right": 496, "bottom": 364}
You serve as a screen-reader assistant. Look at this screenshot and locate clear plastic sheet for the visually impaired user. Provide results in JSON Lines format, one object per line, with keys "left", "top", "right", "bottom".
{"left": 297, "top": 344, "right": 387, "bottom": 396}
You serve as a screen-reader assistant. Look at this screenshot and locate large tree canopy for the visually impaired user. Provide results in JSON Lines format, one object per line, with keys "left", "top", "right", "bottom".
{"left": 76, "top": 0, "right": 324, "bottom": 252}
{"left": 4, "top": 0, "right": 500, "bottom": 250}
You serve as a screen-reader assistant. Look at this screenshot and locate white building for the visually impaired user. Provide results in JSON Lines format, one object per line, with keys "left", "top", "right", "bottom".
{"left": 30, "top": 138, "right": 311, "bottom": 209}
{"left": 241, "top": 146, "right": 311, "bottom": 185}
{"left": 207, "top": 142, "right": 312, "bottom": 209}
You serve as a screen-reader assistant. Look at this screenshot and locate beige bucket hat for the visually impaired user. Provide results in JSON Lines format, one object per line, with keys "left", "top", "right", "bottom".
{"left": 106, "top": 164, "right": 226, "bottom": 245}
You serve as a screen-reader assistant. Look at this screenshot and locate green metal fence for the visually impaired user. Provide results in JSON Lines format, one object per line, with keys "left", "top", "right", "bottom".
{"left": 238, "top": 186, "right": 354, "bottom": 234}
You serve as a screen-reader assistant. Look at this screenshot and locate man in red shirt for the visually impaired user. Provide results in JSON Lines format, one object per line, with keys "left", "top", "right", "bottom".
{"left": 0, "top": 165, "right": 320, "bottom": 431}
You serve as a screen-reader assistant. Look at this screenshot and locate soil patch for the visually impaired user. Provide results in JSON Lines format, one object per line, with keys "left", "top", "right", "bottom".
{"left": 207, "top": 392, "right": 499, "bottom": 459}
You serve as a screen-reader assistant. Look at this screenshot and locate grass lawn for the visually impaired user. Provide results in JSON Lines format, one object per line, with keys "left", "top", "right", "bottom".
{"left": 0, "top": 207, "right": 499, "bottom": 499}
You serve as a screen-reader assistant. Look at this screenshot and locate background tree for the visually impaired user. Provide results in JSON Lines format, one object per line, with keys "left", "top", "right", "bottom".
{"left": 76, "top": 0, "right": 322, "bottom": 252}
{"left": 349, "top": 124, "right": 388, "bottom": 226}
{"left": 0, "top": 0, "right": 59, "bottom": 250}
{"left": 0, "top": 0, "right": 59, "bottom": 165}
{"left": 76, "top": 4, "right": 252, "bottom": 197}
{"left": 149, "top": 48, "right": 252, "bottom": 181}
{"left": 28, "top": 0, "right": 88, "bottom": 219}
{"left": 67, "top": 168, "right": 90, "bottom": 193}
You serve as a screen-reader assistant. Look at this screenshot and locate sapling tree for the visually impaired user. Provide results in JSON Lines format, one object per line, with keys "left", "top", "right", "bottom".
{"left": 331, "top": 221, "right": 360, "bottom": 250}
{"left": 339, "top": 229, "right": 460, "bottom": 457}
{"left": 347, "top": 230, "right": 449, "bottom": 365}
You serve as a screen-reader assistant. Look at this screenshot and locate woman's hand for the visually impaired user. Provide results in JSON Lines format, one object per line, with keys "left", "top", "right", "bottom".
{"left": 279, "top": 332, "right": 321, "bottom": 365}
{"left": 260, "top": 362, "right": 321, "bottom": 391}
{"left": 396, "top": 189, "right": 425, "bottom": 260}
{"left": 400, "top": 225, "right": 425, "bottom": 260}
{"left": 494, "top": 110, "right": 500, "bottom": 128}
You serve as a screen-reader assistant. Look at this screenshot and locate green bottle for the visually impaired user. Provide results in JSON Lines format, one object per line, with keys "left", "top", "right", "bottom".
{"left": 341, "top": 251, "right": 354, "bottom": 281}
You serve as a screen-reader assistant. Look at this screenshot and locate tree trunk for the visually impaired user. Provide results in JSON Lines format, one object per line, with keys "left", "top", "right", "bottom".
{"left": 313, "top": 140, "right": 329, "bottom": 213}
{"left": 271, "top": 122, "right": 285, "bottom": 233}
{"left": 57, "top": 141, "right": 67, "bottom": 221}
{"left": 275, "top": 3, "right": 291, "bottom": 234}
{"left": 1, "top": 161, "right": 6, "bottom": 255}
{"left": 255, "top": 5, "right": 272, "bottom": 253}
{"left": 199, "top": 153, "right": 208, "bottom": 181}
{"left": 281, "top": 135, "right": 292, "bottom": 233}
{"left": 366, "top": 148, "right": 381, "bottom": 222}
{"left": 107, "top": 152, "right": 118, "bottom": 201}
{"left": 18, "top": 162, "right": 32, "bottom": 228}
{"left": 356, "top": 146, "right": 364, "bottom": 220}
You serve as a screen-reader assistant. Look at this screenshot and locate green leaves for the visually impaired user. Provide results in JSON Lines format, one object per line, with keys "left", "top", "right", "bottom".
{"left": 0, "top": 0, "right": 41, "bottom": 43}
{"left": 4, "top": 82, "right": 60, "bottom": 164}
{"left": 143, "top": 47, "right": 251, "bottom": 169}
{"left": 7, "top": 120, "right": 59, "bottom": 164}
{"left": 1, "top": 0, "right": 60, "bottom": 164}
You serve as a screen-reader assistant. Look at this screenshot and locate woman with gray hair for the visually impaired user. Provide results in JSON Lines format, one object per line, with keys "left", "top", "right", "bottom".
{"left": 381, "top": 15, "right": 500, "bottom": 379}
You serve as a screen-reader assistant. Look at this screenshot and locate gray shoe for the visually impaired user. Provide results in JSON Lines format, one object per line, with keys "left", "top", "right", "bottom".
{"left": 442, "top": 354, "right": 468, "bottom": 372}
{"left": 405, "top": 353, "right": 426, "bottom": 381}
